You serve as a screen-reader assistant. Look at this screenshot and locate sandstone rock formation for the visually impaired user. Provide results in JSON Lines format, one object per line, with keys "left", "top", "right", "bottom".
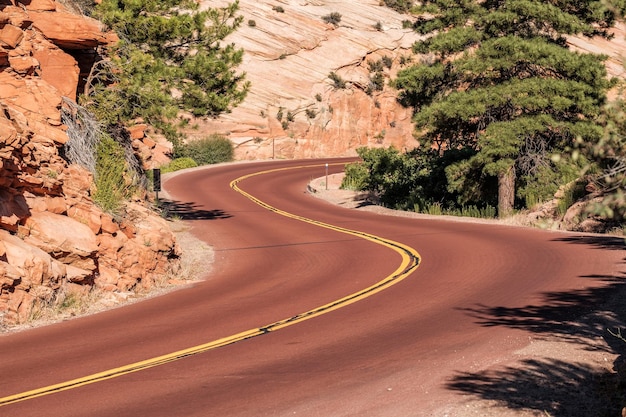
{"left": 186, "top": 0, "right": 424, "bottom": 160}
{"left": 0, "top": 1, "right": 180, "bottom": 325}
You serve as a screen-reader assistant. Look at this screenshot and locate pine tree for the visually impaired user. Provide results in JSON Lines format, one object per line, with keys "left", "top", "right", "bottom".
{"left": 394, "top": 0, "right": 624, "bottom": 216}
{"left": 83, "top": 0, "right": 249, "bottom": 135}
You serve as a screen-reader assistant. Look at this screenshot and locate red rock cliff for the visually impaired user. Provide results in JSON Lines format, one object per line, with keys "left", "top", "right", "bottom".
{"left": 0, "top": 0, "right": 180, "bottom": 325}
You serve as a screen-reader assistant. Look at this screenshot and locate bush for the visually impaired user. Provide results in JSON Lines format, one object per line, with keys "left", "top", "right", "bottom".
{"left": 161, "top": 157, "right": 198, "bottom": 173}
{"left": 328, "top": 71, "right": 346, "bottom": 89}
{"left": 382, "top": 0, "right": 413, "bottom": 13}
{"left": 416, "top": 202, "right": 496, "bottom": 219}
{"left": 179, "top": 134, "right": 234, "bottom": 165}
{"left": 93, "top": 134, "right": 133, "bottom": 213}
{"left": 368, "top": 59, "right": 384, "bottom": 73}
{"left": 322, "top": 12, "right": 342, "bottom": 25}
{"left": 272, "top": 5, "right": 284, "bottom": 12}
{"left": 370, "top": 72, "right": 385, "bottom": 92}
{"left": 341, "top": 161, "right": 369, "bottom": 191}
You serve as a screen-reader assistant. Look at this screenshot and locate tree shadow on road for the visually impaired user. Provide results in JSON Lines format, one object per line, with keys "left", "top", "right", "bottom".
{"left": 552, "top": 234, "right": 626, "bottom": 252}
{"left": 448, "top": 235, "right": 626, "bottom": 416}
{"left": 157, "top": 199, "right": 232, "bottom": 221}
{"left": 463, "top": 274, "right": 626, "bottom": 350}
{"left": 448, "top": 357, "right": 623, "bottom": 416}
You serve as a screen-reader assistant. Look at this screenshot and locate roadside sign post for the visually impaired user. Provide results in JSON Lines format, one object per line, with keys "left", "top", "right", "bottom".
{"left": 325, "top": 163, "right": 328, "bottom": 190}
{"left": 153, "top": 168, "right": 161, "bottom": 201}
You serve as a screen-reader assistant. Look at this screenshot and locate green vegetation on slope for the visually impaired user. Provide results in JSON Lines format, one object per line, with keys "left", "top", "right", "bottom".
{"left": 62, "top": 0, "right": 249, "bottom": 209}
{"left": 85, "top": 0, "right": 249, "bottom": 131}
{"left": 349, "top": 0, "right": 626, "bottom": 226}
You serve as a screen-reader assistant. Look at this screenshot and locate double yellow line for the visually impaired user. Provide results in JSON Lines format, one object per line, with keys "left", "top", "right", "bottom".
{"left": 0, "top": 163, "right": 421, "bottom": 407}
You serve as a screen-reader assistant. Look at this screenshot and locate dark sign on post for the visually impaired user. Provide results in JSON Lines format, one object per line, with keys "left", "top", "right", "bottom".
{"left": 153, "top": 168, "right": 161, "bottom": 192}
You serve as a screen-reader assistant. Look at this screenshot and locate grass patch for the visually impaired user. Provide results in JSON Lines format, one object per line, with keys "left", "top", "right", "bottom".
{"left": 415, "top": 202, "right": 497, "bottom": 219}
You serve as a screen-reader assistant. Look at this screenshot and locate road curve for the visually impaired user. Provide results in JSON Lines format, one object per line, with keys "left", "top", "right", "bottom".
{"left": 0, "top": 158, "right": 624, "bottom": 416}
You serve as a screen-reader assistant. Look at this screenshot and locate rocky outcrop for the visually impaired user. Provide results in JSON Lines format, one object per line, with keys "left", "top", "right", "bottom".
{"left": 0, "top": 1, "right": 180, "bottom": 325}
{"left": 184, "top": 0, "right": 423, "bottom": 159}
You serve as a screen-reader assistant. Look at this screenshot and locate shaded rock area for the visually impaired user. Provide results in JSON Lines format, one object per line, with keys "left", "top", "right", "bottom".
{"left": 0, "top": 0, "right": 180, "bottom": 326}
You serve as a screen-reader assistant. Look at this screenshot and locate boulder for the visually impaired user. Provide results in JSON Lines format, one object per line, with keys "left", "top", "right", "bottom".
{"left": 3, "top": 6, "right": 32, "bottom": 30}
{"left": 22, "top": 211, "right": 98, "bottom": 261}
{"left": 33, "top": 43, "right": 79, "bottom": 100}
{"left": 0, "top": 24, "right": 24, "bottom": 49}
{"left": 8, "top": 54, "right": 37, "bottom": 74}
{"left": 60, "top": 164, "right": 93, "bottom": 198}
{"left": 0, "top": 229, "right": 66, "bottom": 288}
{"left": 30, "top": 10, "right": 112, "bottom": 49}
{"left": 67, "top": 201, "right": 102, "bottom": 234}
{"left": 0, "top": 71, "right": 62, "bottom": 124}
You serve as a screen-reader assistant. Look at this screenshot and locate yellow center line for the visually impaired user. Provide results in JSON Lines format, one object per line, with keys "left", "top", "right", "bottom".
{"left": 0, "top": 162, "right": 421, "bottom": 407}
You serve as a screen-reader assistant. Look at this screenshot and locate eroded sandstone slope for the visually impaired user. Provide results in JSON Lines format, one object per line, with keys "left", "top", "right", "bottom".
{"left": 187, "top": 0, "right": 424, "bottom": 159}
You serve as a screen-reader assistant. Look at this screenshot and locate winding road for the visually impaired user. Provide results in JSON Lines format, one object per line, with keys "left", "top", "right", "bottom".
{"left": 1, "top": 158, "right": 624, "bottom": 416}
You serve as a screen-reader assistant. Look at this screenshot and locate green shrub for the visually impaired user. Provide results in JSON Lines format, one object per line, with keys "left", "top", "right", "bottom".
{"left": 557, "top": 180, "right": 587, "bottom": 216}
{"left": 370, "top": 72, "right": 385, "bottom": 92}
{"left": 179, "top": 134, "right": 234, "bottom": 165}
{"left": 457, "top": 205, "right": 496, "bottom": 218}
{"left": 272, "top": 5, "right": 284, "bottom": 12}
{"left": 329, "top": 72, "right": 346, "bottom": 89}
{"left": 425, "top": 202, "right": 443, "bottom": 215}
{"left": 382, "top": 0, "right": 413, "bottom": 13}
{"left": 417, "top": 202, "right": 496, "bottom": 218}
{"left": 93, "top": 134, "right": 132, "bottom": 213}
{"left": 161, "top": 157, "right": 198, "bottom": 173}
{"left": 341, "top": 161, "right": 369, "bottom": 191}
{"left": 368, "top": 60, "right": 385, "bottom": 73}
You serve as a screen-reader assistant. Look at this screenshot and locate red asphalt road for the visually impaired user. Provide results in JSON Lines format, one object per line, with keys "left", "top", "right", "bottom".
{"left": 0, "top": 158, "right": 624, "bottom": 416}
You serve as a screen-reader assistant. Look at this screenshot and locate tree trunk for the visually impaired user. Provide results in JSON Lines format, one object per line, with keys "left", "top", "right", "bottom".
{"left": 498, "top": 166, "right": 515, "bottom": 217}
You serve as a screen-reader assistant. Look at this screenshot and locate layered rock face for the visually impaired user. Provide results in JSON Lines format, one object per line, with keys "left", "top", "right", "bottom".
{"left": 0, "top": 1, "right": 180, "bottom": 324}
{"left": 187, "top": 0, "right": 424, "bottom": 159}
